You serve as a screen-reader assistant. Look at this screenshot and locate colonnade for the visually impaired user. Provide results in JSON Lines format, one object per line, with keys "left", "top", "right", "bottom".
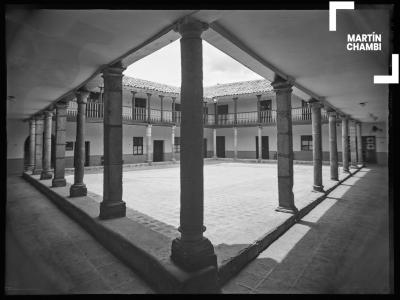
{"left": 26, "top": 17, "right": 363, "bottom": 273}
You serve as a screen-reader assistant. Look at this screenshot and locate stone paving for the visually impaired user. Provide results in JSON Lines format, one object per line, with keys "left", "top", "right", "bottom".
{"left": 222, "top": 166, "right": 390, "bottom": 294}
{"left": 6, "top": 176, "right": 154, "bottom": 294}
{"left": 65, "top": 162, "right": 351, "bottom": 247}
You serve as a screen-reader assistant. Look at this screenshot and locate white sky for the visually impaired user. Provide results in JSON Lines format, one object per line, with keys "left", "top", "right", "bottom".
{"left": 124, "top": 40, "right": 263, "bottom": 87}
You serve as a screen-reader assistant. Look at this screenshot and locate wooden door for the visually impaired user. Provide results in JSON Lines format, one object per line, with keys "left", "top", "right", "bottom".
{"left": 362, "top": 136, "right": 377, "bottom": 163}
{"left": 153, "top": 140, "right": 164, "bottom": 162}
{"left": 216, "top": 136, "right": 225, "bottom": 158}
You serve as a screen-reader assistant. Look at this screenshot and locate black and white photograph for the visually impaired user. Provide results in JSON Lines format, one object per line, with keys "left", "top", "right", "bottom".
{"left": 4, "top": 1, "right": 397, "bottom": 294}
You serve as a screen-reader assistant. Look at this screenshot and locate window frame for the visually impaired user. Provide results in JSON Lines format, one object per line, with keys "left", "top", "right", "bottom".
{"left": 300, "top": 135, "right": 313, "bottom": 151}
{"left": 133, "top": 137, "right": 144, "bottom": 155}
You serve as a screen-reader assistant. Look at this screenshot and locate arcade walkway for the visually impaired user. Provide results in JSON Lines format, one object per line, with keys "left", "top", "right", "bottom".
{"left": 222, "top": 166, "right": 391, "bottom": 294}
{"left": 5, "top": 176, "right": 153, "bottom": 294}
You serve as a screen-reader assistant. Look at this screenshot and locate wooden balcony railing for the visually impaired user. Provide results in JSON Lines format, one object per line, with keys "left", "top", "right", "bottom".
{"left": 67, "top": 101, "right": 328, "bottom": 126}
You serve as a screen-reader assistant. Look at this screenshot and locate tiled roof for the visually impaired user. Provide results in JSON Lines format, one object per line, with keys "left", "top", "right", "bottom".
{"left": 122, "top": 76, "right": 273, "bottom": 99}
{"left": 203, "top": 79, "right": 273, "bottom": 99}
{"left": 123, "top": 77, "right": 180, "bottom": 96}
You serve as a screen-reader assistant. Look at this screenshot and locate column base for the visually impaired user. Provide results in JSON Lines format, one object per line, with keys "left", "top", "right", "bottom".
{"left": 257, "top": 159, "right": 262, "bottom": 163}
{"left": 99, "top": 201, "right": 126, "bottom": 219}
{"left": 70, "top": 183, "right": 87, "bottom": 197}
{"left": 32, "top": 168, "right": 42, "bottom": 175}
{"left": 40, "top": 171, "right": 53, "bottom": 180}
{"left": 275, "top": 206, "right": 298, "bottom": 214}
{"left": 52, "top": 178, "right": 66, "bottom": 187}
{"left": 26, "top": 165, "right": 35, "bottom": 172}
{"left": 171, "top": 237, "right": 217, "bottom": 272}
{"left": 342, "top": 169, "right": 350, "bottom": 173}
{"left": 312, "top": 185, "right": 324, "bottom": 192}
{"left": 147, "top": 161, "right": 152, "bottom": 166}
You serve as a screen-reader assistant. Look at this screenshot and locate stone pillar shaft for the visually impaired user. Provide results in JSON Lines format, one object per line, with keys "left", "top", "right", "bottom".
{"left": 256, "top": 95, "right": 261, "bottom": 124}
{"left": 311, "top": 100, "right": 324, "bottom": 192}
{"left": 70, "top": 89, "right": 89, "bottom": 197}
{"left": 40, "top": 111, "right": 53, "bottom": 180}
{"left": 172, "top": 97, "right": 176, "bottom": 123}
{"left": 32, "top": 116, "right": 44, "bottom": 175}
{"left": 233, "top": 127, "right": 238, "bottom": 160}
{"left": 100, "top": 62, "right": 126, "bottom": 219}
{"left": 341, "top": 117, "right": 350, "bottom": 172}
{"left": 328, "top": 111, "right": 339, "bottom": 180}
{"left": 271, "top": 75, "right": 297, "bottom": 213}
{"left": 160, "top": 95, "right": 164, "bottom": 122}
{"left": 356, "top": 122, "right": 363, "bottom": 165}
{"left": 28, "top": 120, "right": 36, "bottom": 172}
{"left": 52, "top": 101, "right": 68, "bottom": 187}
{"left": 257, "top": 126, "right": 262, "bottom": 162}
{"left": 131, "top": 91, "right": 136, "bottom": 120}
{"left": 171, "top": 125, "right": 176, "bottom": 162}
{"left": 146, "top": 124, "right": 152, "bottom": 164}
{"left": 214, "top": 101, "right": 218, "bottom": 125}
{"left": 147, "top": 93, "right": 152, "bottom": 122}
{"left": 349, "top": 121, "right": 358, "bottom": 166}
{"left": 213, "top": 128, "right": 217, "bottom": 158}
{"left": 171, "top": 18, "right": 216, "bottom": 272}
{"left": 233, "top": 97, "right": 238, "bottom": 125}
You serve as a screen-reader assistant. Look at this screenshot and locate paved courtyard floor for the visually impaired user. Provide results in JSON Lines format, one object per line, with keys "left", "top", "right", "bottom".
{"left": 65, "top": 162, "right": 351, "bottom": 247}
{"left": 222, "top": 166, "right": 391, "bottom": 293}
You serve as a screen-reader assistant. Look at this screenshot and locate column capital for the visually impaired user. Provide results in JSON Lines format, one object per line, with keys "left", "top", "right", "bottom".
{"left": 34, "top": 113, "right": 44, "bottom": 120}
{"left": 98, "top": 86, "right": 104, "bottom": 93}
{"left": 29, "top": 118, "right": 36, "bottom": 125}
{"left": 172, "top": 96, "right": 176, "bottom": 101}
{"left": 159, "top": 95, "right": 164, "bottom": 100}
{"left": 339, "top": 114, "right": 349, "bottom": 120}
{"left": 131, "top": 90, "right": 137, "bottom": 95}
{"left": 102, "top": 61, "right": 126, "bottom": 77}
{"left": 75, "top": 87, "right": 90, "bottom": 104}
{"left": 309, "top": 98, "right": 323, "bottom": 109}
{"left": 232, "top": 97, "right": 238, "bottom": 101}
{"left": 327, "top": 109, "right": 338, "bottom": 116}
{"left": 43, "top": 110, "right": 53, "bottom": 118}
{"left": 271, "top": 74, "right": 292, "bottom": 92}
{"left": 174, "top": 17, "right": 209, "bottom": 38}
{"left": 56, "top": 98, "right": 69, "bottom": 109}
{"left": 256, "top": 94, "right": 262, "bottom": 100}
{"left": 146, "top": 93, "right": 152, "bottom": 98}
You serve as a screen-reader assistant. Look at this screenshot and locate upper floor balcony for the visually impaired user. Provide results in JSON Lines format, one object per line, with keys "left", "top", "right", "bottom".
{"left": 66, "top": 101, "right": 329, "bottom": 127}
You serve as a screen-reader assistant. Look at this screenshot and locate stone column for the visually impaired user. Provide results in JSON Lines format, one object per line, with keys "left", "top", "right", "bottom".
{"left": 256, "top": 94, "right": 261, "bottom": 123}
{"left": 159, "top": 95, "right": 164, "bottom": 123}
{"left": 52, "top": 100, "right": 68, "bottom": 187}
{"left": 356, "top": 122, "right": 363, "bottom": 166}
{"left": 147, "top": 93, "right": 152, "bottom": 122}
{"left": 32, "top": 115, "right": 44, "bottom": 175}
{"left": 341, "top": 116, "right": 350, "bottom": 173}
{"left": 70, "top": 88, "right": 89, "bottom": 197}
{"left": 27, "top": 119, "right": 36, "bottom": 172}
{"left": 310, "top": 99, "right": 324, "bottom": 192}
{"left": 146, "top": 124, "right": 152, "bottom": 164}
{"left": 171, "top": 17, "right": 217, "bottom": 271}
{"left": 271, "top": 75, "right": 297, "bottom": 213}
{"left": 349, "top": 120, "right": 358, "bottom": 167}
{"left": 99, "top": 62, "right": 126, "bottom": 219}
{"left": 233, "top": 127, "right": 238, "bottom": 160}
{"left": 257, "top": 126, "right": 262, "bottom": 162}
{"left": 233, "top": 97, "right": 238, "bottom": 125}
{"left": 131, "top": 91, "right": 136, "bottom": 120}
{"left": 212, "top": 128, "right": 217, "bottom": 159}
{"left": 328, "top": 110, "right": 339, "bottom": 180}
{"left": 171, "top": 125, "right": 176, "bottom": 162}
{"left": 172, "top": 97, "right": 176, "bottom": 123}
{"left": 40, "top": 110, "right": 53, "bottom": 180}
{"left": 214, "top": 100, "right": 218, "bottom": 125}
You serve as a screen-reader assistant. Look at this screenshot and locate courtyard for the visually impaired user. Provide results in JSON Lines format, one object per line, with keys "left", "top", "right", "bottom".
{"left": 65, "top": 161, "right": 351, "bottom": 247}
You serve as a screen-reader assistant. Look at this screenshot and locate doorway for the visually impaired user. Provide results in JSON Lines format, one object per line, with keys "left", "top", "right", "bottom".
{"left": 216, "top": 136, "right": 225, "bottom": 158}
{"left": 255, "top": 136, "right": 269, "bottom": 159}
{"left": 153, "top": 140, "right": 164, "bottom": 162}
{"left": 362, "top": 136, "right": 377, "bottom": 163}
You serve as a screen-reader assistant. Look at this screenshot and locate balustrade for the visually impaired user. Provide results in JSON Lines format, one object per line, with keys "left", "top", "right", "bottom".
{"left": 67, "top": 101, "right": 325, "bottom": 126}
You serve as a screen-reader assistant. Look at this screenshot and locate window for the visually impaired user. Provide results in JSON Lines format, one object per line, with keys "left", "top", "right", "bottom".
{"left": 133, "top": 137, "right": 143, "bottom": 155}
{"left": 135, "top": 98, "right": 146, "bottom": 108}
{"left": 260, "top": 99, "right": 272, "bottom": 111}
{"left": 174, "top": 137, "right": 180, "bottom": 153}
{"left": 301, "top": 135, "right": 313, "bottom": 151}
{"left": 66, "top": 141, "right": 74, "bottom": 151}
